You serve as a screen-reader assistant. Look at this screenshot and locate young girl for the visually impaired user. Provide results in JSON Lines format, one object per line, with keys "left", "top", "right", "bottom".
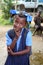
{"left": 5, "top": 11, "right": 32, "bottom": 65}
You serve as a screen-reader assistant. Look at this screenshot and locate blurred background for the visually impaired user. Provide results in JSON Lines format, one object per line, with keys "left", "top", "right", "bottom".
{"left": 0, "top": 0, "right": 43, "bottom": 65}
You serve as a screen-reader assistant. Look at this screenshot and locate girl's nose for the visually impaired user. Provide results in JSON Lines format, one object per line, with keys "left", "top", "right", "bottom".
{"left": 17, "top": 24, "right": 20, "bottom": 26}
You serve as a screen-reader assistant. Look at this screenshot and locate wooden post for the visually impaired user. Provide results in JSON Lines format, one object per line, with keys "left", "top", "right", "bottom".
{"left": 34, "top": 0, "right": 36, "bottom": 13}
{"left": 15, "top": 0, "right": 17, "bottom": 10}
{"left": 33, "top": 0, "right": 36, "bottom": 16}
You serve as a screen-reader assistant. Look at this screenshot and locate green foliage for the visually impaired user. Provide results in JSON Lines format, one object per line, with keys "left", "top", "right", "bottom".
{"left": 0, "top": 15, "right": 13, "bottom": 25}
{"left": 1, "top": 0, "right": 14, "bottom": 19}
{"left": 41, "top": 12, "right": 43, "bottom": 17}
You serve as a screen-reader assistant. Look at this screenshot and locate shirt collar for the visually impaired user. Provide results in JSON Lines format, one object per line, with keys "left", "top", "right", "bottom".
{"left": 20, "top": 28, "right": 24, "bottom": 35}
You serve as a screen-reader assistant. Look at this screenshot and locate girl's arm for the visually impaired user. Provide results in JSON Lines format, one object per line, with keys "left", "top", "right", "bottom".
{"left": 8, "top": 46, "right": 31, "bottom": 56}
{"left": 7, "top": 30, "right": 21, "bottom": 50}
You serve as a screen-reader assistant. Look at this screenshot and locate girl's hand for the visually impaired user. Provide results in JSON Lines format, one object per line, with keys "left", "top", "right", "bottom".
{"left": 7, "top": 47, "right": 14, "bottom": 56}
{"left": 15, "top": 30, "right": 21, "bottom": 39}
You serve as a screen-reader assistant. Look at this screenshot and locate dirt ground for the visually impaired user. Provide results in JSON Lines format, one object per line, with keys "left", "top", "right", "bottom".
{"left": 0, "top": 26, "right": 43, "bottom": 65}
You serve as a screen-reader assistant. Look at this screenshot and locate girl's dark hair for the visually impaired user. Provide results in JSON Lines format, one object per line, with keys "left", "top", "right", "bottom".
{"left": 11, "top": 14, "right": 15, "bottom": 17}
{"left": 18, "top": 12, "right": 27, "bottom": 22}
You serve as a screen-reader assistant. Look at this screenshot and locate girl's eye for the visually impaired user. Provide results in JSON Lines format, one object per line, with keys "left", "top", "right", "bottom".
{"left": 21, "top": 23, "right": 23, "bottom": 25}
{"left": 20, "top": 22, "right": 23, "bottom": 25}
{"left": 15, "top": 20, "right": 18, "bottom": 23}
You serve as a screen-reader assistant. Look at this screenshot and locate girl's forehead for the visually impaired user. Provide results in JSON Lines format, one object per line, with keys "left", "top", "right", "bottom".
{"left": 13, "top": 15, "right": 19, "bottom": 21}
{"left": 13, "top": 14, "right": 26, "bottom": 24}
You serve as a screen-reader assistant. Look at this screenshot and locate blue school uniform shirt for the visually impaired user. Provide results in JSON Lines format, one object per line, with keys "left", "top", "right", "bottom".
{"left": 6, "top": 28, "right": 32, "bottom": 51}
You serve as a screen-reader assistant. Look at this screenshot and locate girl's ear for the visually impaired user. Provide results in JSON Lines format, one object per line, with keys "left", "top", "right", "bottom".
{"left": 25, "top": 21, "right": 27, "bottom": 25}
{"left": 26, "top": 22, "right": 29, "bottom": 28}
{"left": 23, "top": 21, "right": 27, "bottom": 28}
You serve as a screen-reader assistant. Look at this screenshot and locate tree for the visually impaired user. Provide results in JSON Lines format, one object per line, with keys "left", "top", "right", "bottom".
{"left": 0, "top": 0, "right": 2, "bottom": 9}
{"left": 1, "top": 0, "right": 14, "bottom": 19}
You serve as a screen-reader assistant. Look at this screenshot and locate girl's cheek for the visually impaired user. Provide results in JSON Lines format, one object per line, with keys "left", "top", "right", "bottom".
{"left": 14, "top": 22, "right": 17, "bottom": 26}
{"left": 20, "top": 25, "right": 24, "bottom": 28}
{"left": 20, "top": 25, "right": 23, "bottom": 28}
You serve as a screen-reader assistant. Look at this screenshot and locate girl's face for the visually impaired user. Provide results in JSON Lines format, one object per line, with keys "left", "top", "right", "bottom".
{"left": 13, "top": 15, "right": 26, "bottom": 32}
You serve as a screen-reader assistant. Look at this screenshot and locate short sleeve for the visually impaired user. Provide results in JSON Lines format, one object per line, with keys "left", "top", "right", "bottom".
{"left": 6, "top": 32, "right": 12, "bottom": 46}
{"left": 26, "top": 31, "right": 32, "bottom": 46}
